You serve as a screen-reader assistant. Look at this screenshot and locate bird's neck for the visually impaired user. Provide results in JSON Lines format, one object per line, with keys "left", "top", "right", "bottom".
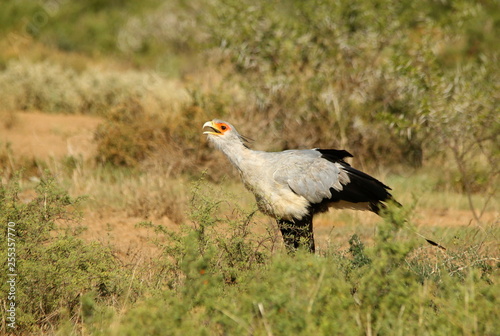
{"left": 217, "top": 141, "right": 252, "bottom": 172}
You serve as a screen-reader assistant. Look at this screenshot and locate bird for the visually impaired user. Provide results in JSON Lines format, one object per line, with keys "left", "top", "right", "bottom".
{"left": 203, "top": 119, "right": 398, "bottom": 253}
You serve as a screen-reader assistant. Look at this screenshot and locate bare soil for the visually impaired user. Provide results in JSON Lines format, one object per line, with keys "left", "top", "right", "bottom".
{"left": 0, "top": 111, "right": 99, "bottom": 161}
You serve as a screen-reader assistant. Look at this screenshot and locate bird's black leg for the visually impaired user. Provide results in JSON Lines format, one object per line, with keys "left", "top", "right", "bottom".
{"left": 277, "top": 214, "right": 315, "bottom": 253}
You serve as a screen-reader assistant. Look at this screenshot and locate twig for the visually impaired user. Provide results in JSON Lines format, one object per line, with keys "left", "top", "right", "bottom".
{"left": 449, "top": 142, "right": 483, "bottom": 227}
{"left": 307, "top": 266, "right": 326, "bottom": 313}
{"left": 449, "top": 257, "right": 500, "bottom": 275}
{"left": 257, "top": 303, "right": 274, "bottom": 336}
{"left": 216, "top": 308, "right": 253, "bottom": 334}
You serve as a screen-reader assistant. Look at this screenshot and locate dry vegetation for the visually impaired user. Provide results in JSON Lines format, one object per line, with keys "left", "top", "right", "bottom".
{"left": 0, "top": 0, "right": 498, "bottom": 335}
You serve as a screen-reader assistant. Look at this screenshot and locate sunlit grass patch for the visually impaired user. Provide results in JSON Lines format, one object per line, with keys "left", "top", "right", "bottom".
{"left": 0, "top": 59, "right": 189, "bottom": 115}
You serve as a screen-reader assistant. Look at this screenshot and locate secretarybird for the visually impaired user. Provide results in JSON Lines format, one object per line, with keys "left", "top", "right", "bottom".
{"left": 203, "top": 119, "right": 411, "bottom": 253}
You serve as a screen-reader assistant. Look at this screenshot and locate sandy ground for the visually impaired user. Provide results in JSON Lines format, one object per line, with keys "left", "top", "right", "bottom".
{"left": 1, "top": 111, "right": 497, "bottom": 257}
{"left": 0, "top": 111, "right": 99, "bottom": 161}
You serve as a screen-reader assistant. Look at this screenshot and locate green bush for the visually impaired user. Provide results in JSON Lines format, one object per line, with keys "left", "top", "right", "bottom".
{"left": 200, "top": 0, "right": 498, "bottom": 167}
{"left": 94, "top": 99, "right": 167, "bottom": 167}
{"left": 0, "top": 174, "right": 497, "bottom": 334}
{"left": 0, "top": 175, "right": 127, "bottom": 333}
{"left": 96, "top": 183, "right": 497, "bottom": 335}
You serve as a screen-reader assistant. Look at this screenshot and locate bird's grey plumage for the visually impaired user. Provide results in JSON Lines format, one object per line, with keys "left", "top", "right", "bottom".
{"left": 273, "top": 150, "right": 350, "bottom": 204}
{"left": 203, "top": 119, "right": 395, "bottom": 253}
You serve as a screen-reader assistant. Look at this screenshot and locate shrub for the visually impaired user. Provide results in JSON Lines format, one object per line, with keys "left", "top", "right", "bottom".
{"left": 94, "top": 98, "right": 168, "bottom": 167}
{"left": 0, "top": 175, "right": 127, "bottom": 333}
{"left": 98, "top": 183, "right": 498, "bottom": 335}
{"left": 174, "top": 0, "right": 497, "bottom": 171}
{"left": 0, "top": 174, "right": 496, "bottom": 334}
{"left": 135, "top": 177, "right": 271, "bottom": 290}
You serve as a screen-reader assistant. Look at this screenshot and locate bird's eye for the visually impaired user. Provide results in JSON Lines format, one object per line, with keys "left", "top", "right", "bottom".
{"left": 221, "top": 125, "right": 227, "bottom": 130}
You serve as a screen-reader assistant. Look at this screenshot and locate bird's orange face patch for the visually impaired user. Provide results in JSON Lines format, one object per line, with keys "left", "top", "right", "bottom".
{"left": 203, "top": 120, "right": 232, "bottom": 136}
{"left": 203, "top": 121, "right": 231, "bottom": 135}
{"left": 214, "top": 122, "right": 230, "bottom": 134}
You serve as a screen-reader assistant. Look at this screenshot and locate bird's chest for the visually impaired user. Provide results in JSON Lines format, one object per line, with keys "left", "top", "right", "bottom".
{"left": 239, "top": 170, "right": 309, "bottom": 221}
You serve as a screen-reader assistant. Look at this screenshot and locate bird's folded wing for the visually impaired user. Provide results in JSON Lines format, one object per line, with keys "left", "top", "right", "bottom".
{"left": 272, "top": 151, "right": 345, "bottom": 204}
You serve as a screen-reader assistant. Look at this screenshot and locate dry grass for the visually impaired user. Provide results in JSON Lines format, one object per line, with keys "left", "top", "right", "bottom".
{"left": 0, "top": 59, "right": 190, "bottom": 116}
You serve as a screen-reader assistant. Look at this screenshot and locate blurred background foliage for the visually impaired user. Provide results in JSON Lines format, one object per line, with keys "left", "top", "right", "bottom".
{"left": 0, "top": 0, "right": 498, "bottom": 188}
{"left": 1, "top": 0, "right": 498, "bottom": 174}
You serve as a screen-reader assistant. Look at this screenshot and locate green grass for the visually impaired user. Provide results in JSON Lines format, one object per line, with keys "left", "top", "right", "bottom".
{"left": 386, "top": 173, "right": 498, "bottom": 212}
{"left": 1, "top": 174, "right": 498, "bottom": 335}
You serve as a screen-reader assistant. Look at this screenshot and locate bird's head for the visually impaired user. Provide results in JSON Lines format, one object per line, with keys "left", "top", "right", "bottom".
{"left": 203, "top": 119, "right": 249, "bottom": 148}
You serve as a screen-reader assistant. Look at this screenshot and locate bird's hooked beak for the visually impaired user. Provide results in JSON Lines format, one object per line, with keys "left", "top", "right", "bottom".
{"left": 203, "top": 121, "right": 223, "bottom": 136}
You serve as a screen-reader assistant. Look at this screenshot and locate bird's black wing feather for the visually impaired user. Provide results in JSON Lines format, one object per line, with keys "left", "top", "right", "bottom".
{"left": 316, "top": 149, "right": 353, "bottom": 165}
{"left": 316, "top": 148, "right": 399, "bottom": 213}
